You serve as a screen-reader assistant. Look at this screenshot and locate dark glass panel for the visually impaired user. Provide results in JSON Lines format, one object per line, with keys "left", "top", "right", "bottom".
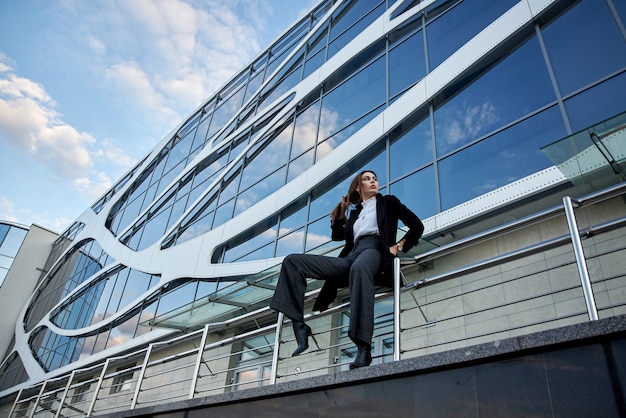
{"left": 235, "top": 242, "right": 276, "bottom": 263}
{"left": 319, "top": 56, "right": 386, "bottom": 140}
{"left": 438, "top": 106, "right": 566, "bottom": 210}
{"left": 390, "top": 165, "right": 437, "bottom": 220}
{"left": 223, "top": 222, "right": 277, "bottom": 263}
{"left": 307, "top": 22, "right": 329, "bottom": 58}
{"left": 328, "top": 1, "right": 386, "bottom": 59}
{"left": 389, "top": 30, "right": 426, "bottom": 98}
{"left": 390, "top": 114, "right": 433, "bottom": 181}
{"left": 434, "top": 37, "right": 555, "bottom": 156}
{"left": 615, "top": 0, "right": 626, "bottom": 25}
{"left": 329, "top": 0, "right": 384, "bottom": 40}
{"left": 541, "top": 0, "right": 626, "bottom": 96}
{"left": 426, "top": 0, "right": 518, "bottom": 70}
{"left": 565, "top": 72, "right": 626, "bottom": 132}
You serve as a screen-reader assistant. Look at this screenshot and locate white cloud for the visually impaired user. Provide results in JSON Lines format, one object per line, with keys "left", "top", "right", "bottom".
{"left": 74, "top": 172, "right": 112, "bottom": 201}
{"left": 0, "top": 197, "right": 19, "bottom": 223}
{"left": 0, "top": 57, "right": 135, "bottom": 206}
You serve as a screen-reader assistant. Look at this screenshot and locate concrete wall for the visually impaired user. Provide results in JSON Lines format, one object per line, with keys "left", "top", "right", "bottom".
{"left": 0, "top": 224, "right": 57, "bottom": 358}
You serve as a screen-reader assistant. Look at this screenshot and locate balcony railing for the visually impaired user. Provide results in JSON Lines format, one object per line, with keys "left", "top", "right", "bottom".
{"left": 7, "top": 180, "right": 626, "bottom": 417}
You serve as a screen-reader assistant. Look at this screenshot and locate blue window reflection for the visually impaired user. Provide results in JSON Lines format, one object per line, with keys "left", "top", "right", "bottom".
{"left": 540, "top": 0, "right": 626, "bottom": 96}
{"left": 319, "top": 56, "right": 386, "bottom": 142}
{"left": 435, "top": 37, "right": 555, "bottom": 156}
{"left": 439, "top": 106, "right": 567, "bottom": 210}
{"left": 389, "top": 29, "right": 426, "bottom": 98}
{"left": 426, "top": 0, "right": 518, "bottom": 71}
{"left": 565, "top": 72, "right": 626, "bottom": 133}
{"left": 391, "top": 165, "right": 437, "bottom": 219}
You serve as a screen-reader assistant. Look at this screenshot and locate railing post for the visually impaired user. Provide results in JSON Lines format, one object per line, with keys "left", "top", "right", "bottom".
{"left": 130, "top": 343, "right": 153, "bottom": 410}
{"left": 7, "top": 388, "right": 24, "bottom": 418}
{"left": 87, "top": 359, "right": 111, "bottom": 417}
{"left": 393, "top": 257, "right": 401, "bottom": 362}
{"left": 563, "top": 196, "right": 599, "bottom": 321}
{"left": 270, "top": 312, "right": 285, "bottom": 385}
{"left": 189, "top": 323, "right": 211, "bottom": 399}
{"left": 53, "top": 370, "right": 76, "bottom": 418}
{"left": 28, "top": 381, "right": 47, "bottom": 418}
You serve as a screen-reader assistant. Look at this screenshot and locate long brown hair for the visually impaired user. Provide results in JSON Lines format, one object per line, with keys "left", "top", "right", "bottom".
{"left": 330, "top": 170, "right": 377, "bottom": 223}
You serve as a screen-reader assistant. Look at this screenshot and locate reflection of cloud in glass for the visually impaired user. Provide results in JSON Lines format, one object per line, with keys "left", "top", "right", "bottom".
{"left": 292, "top": 104, "right": 319, "bottom": 155}
{"left": 178, "top": 222, "right": 211, "bottom": 242}
{"left": 440, "top": 100, "right": 498, "bottom": 150}
{"left": 315, "top": 108, "right": 340, "bottom": 159}
{"left": 279, "top": 229, "right": 329, "bottom": 251}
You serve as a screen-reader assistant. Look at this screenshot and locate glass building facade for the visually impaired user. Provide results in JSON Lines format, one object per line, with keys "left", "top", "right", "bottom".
{"left": 1, "top": 0, "right": 625, "bottom": 402}
{"left": 0, "top": 222, "right": 28, "bottom": 288}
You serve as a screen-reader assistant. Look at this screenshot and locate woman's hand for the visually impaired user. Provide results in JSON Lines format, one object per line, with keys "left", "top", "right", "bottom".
{"left": 389, "top": 239, "right": 406, "bottom": 256}
{"left": 337, "top": 195, "right": 349, "bottom": 220}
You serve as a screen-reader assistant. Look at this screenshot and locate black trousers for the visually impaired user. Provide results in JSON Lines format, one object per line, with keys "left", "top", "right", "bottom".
{"left": 269, "top": 235, "right": 384, "bottom": 345}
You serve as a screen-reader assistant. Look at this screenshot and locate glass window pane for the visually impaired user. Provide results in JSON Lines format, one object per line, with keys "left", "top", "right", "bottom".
{"left": 426, "top": 0, "right": 518, "bottom": 70}
{"left": 279, "top": 205, "right": 308, "bottom": 235}
{"left": 328, "top": 2, "right": 386, "bottom": 59}
{"left": 389, "top": 166, "right": 437, "bottom": 220}
{"left": 305, "top": 217, "right": 333, "bottom": 252}
{"left": 434, "top": 37, "right": 555, "bottom": 156}
{"left": 564, "top": 72, "right": 626, "bottom": 133}
{"left": 234, "top": 167, "right": 287, "bottom": 217}
{"left": 390, "top": 115, "right": 433, "bottom": 181}
{"left": 0, "top": 227, "right": 26, "bottom": 256}
{"left": 389, "top": 30, "right": 426, "bottom": 98}
{"left": 319, "top": 56, "right": 385, "bottom": 140}
{"left": 439, "top": 106, "right": 566, "bottom": 210}
{"left": 276, "top": 227, "right": 305, "bottom": 257}
{"left": 291, "top": 101, "right": 320, "bottom": 158}
{"left": 541, "top": 0, "right": 626, "bottom": 96}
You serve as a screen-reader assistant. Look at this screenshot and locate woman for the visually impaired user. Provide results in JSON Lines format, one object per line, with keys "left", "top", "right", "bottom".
{"left": 270, "top": 170, "right": 424, "bottom": 369}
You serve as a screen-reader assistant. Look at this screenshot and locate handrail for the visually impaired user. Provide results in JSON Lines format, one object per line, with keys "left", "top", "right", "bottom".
{"left": 6, "top": 180, "right": 626, "bottom": 417}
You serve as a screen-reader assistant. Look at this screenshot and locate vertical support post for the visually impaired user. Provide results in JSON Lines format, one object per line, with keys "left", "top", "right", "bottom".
{"left": 7, "top": 388, "right": 24, "bottom": 418}
{"left": 563, "top": 196, "right": 599, "bottom": 321}
{"left": 270, "top": 312, "right": 285, "bottom": 385}
{"left": 28, "top": 381, "right": 47, "bottom": 418}
{"left": 130, "top": 344, "right": 153, "bottom": 410}
{"left": 189, "top": 324, "right": 211, "bottom": 399}
{"left": 54, "top": 370, "right": 77, "bottom": 418}
{"left": 393, "top": 257, "right": 401, "bottom": 362}
{"left": 87, "top": 360, "right": 110, "bottom": 417}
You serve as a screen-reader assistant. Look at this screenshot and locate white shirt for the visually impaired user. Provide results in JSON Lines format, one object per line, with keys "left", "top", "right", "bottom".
{"left": 352, "top": 196, "right": 379, "bottom": 243}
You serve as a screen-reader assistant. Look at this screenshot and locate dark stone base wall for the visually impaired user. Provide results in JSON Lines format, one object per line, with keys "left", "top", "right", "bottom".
{"left": 99, "top": 316, "right": 626, "bottom": 418}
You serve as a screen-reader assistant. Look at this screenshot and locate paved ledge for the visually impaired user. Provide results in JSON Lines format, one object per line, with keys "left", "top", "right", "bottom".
{"left": 96, "top": 314, "right": 626, "bottom": 417}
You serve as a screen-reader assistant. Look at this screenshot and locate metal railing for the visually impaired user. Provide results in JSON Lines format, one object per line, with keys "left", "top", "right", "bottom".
{"left": 7, "top": 181, "right": 626, "bottom": 417}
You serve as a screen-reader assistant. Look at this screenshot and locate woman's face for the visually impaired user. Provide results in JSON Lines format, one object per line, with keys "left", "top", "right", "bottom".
{"left": 357, "top": 171, "right": 378, "bottom": 199}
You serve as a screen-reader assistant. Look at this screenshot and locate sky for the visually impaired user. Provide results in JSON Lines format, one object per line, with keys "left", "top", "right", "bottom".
{"left": 0, "top": 0, "right": 317, "bottom": 233}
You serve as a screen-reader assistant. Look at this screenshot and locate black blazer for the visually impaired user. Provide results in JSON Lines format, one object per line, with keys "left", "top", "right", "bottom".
{"left": 312, "top": 193, "right": 424, "bottom": 311}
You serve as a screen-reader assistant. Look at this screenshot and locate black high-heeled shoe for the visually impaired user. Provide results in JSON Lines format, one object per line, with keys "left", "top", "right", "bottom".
{"left": 349, "top": 343, "right": 372, "bottom": 369}
{"left": 292, "top": 321, "right": 312, "bottom": 356}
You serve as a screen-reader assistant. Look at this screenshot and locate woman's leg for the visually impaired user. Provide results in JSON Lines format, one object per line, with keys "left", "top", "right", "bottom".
{"left": 347, "top": 246, "right": 382, "bottom": 346}
{"left": 270, "top": 253, "right": 350, "bottom": 323}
